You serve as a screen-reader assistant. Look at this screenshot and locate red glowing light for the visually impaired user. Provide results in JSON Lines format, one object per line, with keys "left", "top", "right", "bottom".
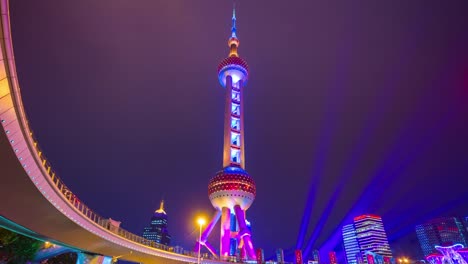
{"left": 353, "top": 214, "right": 382, "bottom": 221}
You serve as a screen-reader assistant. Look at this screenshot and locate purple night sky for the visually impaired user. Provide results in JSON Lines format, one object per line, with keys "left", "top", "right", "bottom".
{"left": 8, "top": 0, "right": 468, "bottom": 261}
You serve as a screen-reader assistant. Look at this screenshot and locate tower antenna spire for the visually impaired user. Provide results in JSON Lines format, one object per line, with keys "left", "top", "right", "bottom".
{"left": 155, "top": 199, "right": 166, "bottom": 214}
{"left": 228, "top": 1, "right": 240, "bottom": 57}
{"left": 231, "top": 1, "right": 237, "bottom": 39}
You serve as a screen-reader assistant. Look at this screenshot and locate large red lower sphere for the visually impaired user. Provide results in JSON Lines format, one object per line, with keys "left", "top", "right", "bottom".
{"left": 208, "top": 166, "right": 256, "bottom": 211}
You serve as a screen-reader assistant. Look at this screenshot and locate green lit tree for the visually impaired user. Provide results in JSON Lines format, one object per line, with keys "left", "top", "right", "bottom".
{"left": 0, "top": 227, "right": 42, "bottom": 263}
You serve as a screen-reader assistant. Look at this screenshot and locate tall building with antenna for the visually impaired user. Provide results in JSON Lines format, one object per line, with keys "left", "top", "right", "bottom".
{"left": 142, "top": 200, "right": 171, "bottom": 246}
{"left": 197, "top": 5, "right": 257, "bottom": 261}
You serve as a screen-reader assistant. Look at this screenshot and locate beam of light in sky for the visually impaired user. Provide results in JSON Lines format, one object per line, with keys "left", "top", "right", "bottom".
{"left": 301, "top": 21, "right": 425, "bottom": 260}
{"left": 296, "top": 25, "right": 355, "bottom": 251}
{"left": 319, "top": 71, "right": 462, "bottom": 257}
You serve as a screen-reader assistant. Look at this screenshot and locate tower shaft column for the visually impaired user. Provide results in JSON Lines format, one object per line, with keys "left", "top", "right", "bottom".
{"left": 239, "top": 79, "right": 245, "bottom": 168}
{"left": 220, "top": 207, "right": 232, "bottom": 260}
{"left": 222, "top": 75, "right": 245, "bottom": 169}
{"left": 223, "top": 76, "right": 233, "bottom": 168}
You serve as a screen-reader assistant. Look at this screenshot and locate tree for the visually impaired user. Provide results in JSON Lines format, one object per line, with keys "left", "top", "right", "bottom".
{"left": 0, "top": 227, "right": 42, "bottom": 263}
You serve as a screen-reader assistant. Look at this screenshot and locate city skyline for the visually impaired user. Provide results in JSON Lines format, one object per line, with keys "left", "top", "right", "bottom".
{"left": 6, "top": 0, "right": 468, "bottom": 262}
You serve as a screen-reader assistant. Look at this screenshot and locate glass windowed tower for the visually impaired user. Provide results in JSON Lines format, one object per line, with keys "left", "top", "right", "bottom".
{"left": 142, "top": 200, "right": 171, "bottom": 246}
{"left": 354, "top": 215, "right": 393, "bottom": 261}
{"left": 416, "top": 217, "right": 468, "bottom": 257}
{"left": 197, "top": 6, "right": 257, "bottom": 261}
{"left": 343, "top": 224, "right": 360, "bottom": 264}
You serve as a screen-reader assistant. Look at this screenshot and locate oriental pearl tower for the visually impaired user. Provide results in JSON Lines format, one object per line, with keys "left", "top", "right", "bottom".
{"left": 197, "top": 5, "right": 257, "bottom": 261}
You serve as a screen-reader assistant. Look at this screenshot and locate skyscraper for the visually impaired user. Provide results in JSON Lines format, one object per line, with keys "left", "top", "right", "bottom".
{"left": 329, "top": 252, "right": 338, "bottom": 264}
{"left": 354, "top": 215, "right": 393, "bottom": 260}
{"left": 416, "top": 217, "right": 468, "bottom": 257}
{"left": 312, "top": 249, "right": 321, "bottom": 264}
{"left": 197, "top": 6, "right": 257, "bottom": 261}
{"left": 343, "top": 224, "right": 360, "bottom": 264}
{"left": 257, "top": 248, "right": 265, "bottom": 264}
{"left": 296, "top": 249, "right": 304, "bottom": 264}
{"left": 142, "top": 200, "right": 171, "bottom": 245}
{"left": 276, "top": 248, "right": 285, "bottom": 264}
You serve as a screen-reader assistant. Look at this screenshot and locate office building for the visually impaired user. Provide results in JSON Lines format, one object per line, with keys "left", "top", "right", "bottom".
{"left": 343, "top": 223, "right": 360, "bottom": 264}
{"left": 416, "top": 217, "right": 468, "bottom": 257}
{"left": 276, "top": 248, "right": 285, "bottom": 264}
{"left": 142, "top": 200, "right": 171, "bottom": 245}
{"left": 329, "top": 251, "right": 337, "bottom": 264}
{"left": 354, "top": 215, "right": 393, "bottom": 259}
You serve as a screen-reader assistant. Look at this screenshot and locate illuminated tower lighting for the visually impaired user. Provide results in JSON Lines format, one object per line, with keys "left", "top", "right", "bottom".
{"left": 343, "top": 224, "right": 360, "bottom": 264}
{"left": 197, "top": 5, "right": 257, "bottom": 261}
{"left": 353, "top": 215, "right": 393, "bottom": 262}
{"left": 416, "top": 217, "right": 468, "bottom": 257}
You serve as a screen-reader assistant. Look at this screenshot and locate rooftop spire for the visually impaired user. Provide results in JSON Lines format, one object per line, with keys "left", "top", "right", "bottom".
{"left": 231, "top": 2, "right": 237, "bottom": 38}
{"left": 155, "top": 200, "right": 166, "bottom": 214}
{"left": 228, "top": 2, "right": 240, "bottom": 57}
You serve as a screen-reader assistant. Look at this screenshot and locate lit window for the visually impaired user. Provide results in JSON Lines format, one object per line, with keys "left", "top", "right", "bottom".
{"left": 231, "top": 132, "right": 240, "bottom": 147}
{"left": 231, "top": 103, "right": 240, "bottom": 116}
{"left": 231, "top": 118, "right": 240, "bottom": 130}
{"left": 231, "top": 148, "right": 240, "bottom": 164}
{"left": 232, "top": 91, "right": 240, "bottom": 102}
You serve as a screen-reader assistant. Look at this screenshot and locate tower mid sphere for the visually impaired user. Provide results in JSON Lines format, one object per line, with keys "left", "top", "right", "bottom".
{"left": 208, "top": 166, "right": 256, "bottom": 211}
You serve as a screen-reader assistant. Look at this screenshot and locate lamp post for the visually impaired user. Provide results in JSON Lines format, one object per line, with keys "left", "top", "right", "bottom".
{"left": 197, "top": 218, "right": 206, "bottom": 264}
{"left": 398, "top": 258, "right": 410, "bottom": 264}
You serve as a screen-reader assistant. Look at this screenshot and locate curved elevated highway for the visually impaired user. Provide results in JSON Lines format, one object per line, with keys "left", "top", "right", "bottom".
{"left": 0, "top": 1, "right": 221, "bottom": 263}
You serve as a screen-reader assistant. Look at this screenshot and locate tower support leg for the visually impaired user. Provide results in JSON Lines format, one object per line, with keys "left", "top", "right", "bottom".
{"left": 196, "top": 210, "right": 221, "bottom": 258}
{"left": 220, "top": 207, "right": 232, "bottom": 260}
{"left": 233, "top": 205, "right": 256, "bottom": 260}
{"left": 201, "top": 210, "right": 221, "bottom": 242}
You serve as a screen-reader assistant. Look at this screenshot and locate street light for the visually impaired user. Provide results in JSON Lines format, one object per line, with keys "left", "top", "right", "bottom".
{"left": 398, "top": 258, "right": 409, "bottom": 263}
{"left": 197, "top": 218, "right": 206, "bottom": 264}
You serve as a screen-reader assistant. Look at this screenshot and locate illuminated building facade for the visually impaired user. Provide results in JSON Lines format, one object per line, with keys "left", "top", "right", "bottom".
{"left": 356, "top": 253, "right": 365, "bottom": 264}
{"left": 142, "top": 200, "right": 171, "bottom": 245}
{"left": 343, "top": 223, "right": 360, "bottom": 264}
{"left": 197, "top": 6, "right": 257, "bottom": 261}
{"left": 329, "top": 252, "right": 338, "bottom": 264}
{"left": 416, "top": 217, "right": 468, "bottom": 257}
{"left": 296, "top": 250, "right": 304, "bottom": 264}
{"left": 313, "top": 249, "right": 321, "bottom": 264}
{"left": 354, "top": 215, "right": 393, "bottom": 261}
{"left": 276, "top": 248, "right": 285, "bottom": 264}
{"left": 257, "top": 248, "right": 265, "bottom": 264}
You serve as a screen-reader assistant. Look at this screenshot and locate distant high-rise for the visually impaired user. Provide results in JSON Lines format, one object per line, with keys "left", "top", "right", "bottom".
{"left": 313, "top": 249, "right": 321, "bottom": 264}
{"left": 343, "top": 224, "right": 360, "bottom": 264}
{"left": 295, "top": 249, "right": 304, "bottom": 264}
{"left": 276, "top": 248, "right": 285, "bottom": 264}
{"left": 256, "top": 248, "right": 265, "bottom": 264}
{"left": 353, "top": 215, "right": 393, "bottom": 260}
{"left": 142, "top": 200, "right": 171, "bottom": 245}
{"left": 329, "top": 251, "right": 338, "bottom": 264}
{"left": 416, "top": 217, "right": 468, "bottom": 257}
